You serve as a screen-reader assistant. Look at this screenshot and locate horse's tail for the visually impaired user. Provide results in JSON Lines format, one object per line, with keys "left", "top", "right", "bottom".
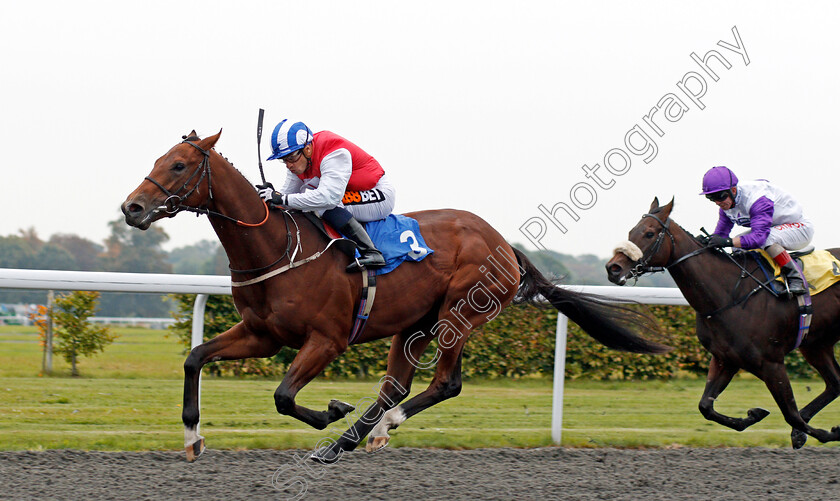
{"left": 512, "top": 248, "right": 671, "bottom": 354}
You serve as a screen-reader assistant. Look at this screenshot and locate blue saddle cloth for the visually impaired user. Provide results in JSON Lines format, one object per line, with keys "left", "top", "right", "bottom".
{"left": 363, "top": 214, "right": 434, "bottom": 275}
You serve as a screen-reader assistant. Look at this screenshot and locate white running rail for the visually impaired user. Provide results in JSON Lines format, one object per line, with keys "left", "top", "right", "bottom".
{"left": 0, "top": 268, "right": 689, "bottom": 445}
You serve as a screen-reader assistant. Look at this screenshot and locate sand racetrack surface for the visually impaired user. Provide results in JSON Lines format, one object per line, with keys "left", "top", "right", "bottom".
{"left": 2, "top": 447, "right": 839, "bottom": 500}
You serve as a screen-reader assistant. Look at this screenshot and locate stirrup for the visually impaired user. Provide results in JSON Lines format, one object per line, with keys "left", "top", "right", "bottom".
{"left": 784, "top": 276, "right": 807, "bottom": 297}
{"left": 346, "top": 254, "right": 385, "bottom": 273}
{"left": 347, "top": 257, "right": 365, "bottom": 273}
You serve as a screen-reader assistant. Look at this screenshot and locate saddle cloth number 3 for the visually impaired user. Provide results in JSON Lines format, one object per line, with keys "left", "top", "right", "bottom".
{"left": 400, "top": 230, "right": 428, "bottom": 260}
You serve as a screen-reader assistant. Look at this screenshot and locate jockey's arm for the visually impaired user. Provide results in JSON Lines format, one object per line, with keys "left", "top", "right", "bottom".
{"left": 738, "top": 196, "right": 775, "bottom": 250}
{"left": 285, "top": 149, "right": 352, "bottom": 212}
{"left": 279, "top": 170, "right": 304, "bottom": 194}
{"left": 713, "top": 208, "right": 734, "bottom": 238}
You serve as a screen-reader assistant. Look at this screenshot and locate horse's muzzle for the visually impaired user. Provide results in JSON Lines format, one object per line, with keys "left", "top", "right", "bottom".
{"left": 121, "top": 197, "right": 155, "bottom": 230}
{"left": 605, "top": 255, "right": 630, "bottom": 286}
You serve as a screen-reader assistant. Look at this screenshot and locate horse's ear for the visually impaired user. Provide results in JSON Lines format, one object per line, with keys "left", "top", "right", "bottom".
{"left": 660, "top": 197, "right": 675, "bottom": 218}
{"left": 649, "top": 197, "right": 660, "bottom": 212}
{"left": 199, "top": 129, "right": 222, "bottom": 151}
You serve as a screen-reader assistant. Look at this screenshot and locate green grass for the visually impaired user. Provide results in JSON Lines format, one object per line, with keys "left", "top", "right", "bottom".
{"left": 0, "top": 325, "right": 184, "bottom": 378}
{"left": 2, "top": 325, "right": 840, "bottom": 451}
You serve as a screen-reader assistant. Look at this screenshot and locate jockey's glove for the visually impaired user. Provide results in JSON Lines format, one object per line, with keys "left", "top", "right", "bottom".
{"left": 707, "top": 235, "right": 733, "bottom": 249}
{"left": 257, "top": 184, "right": 287, "bottom": 206}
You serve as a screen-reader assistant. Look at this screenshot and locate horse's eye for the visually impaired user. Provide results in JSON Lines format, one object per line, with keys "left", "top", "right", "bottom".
{"left": 645, "top": 232, "right": 655, "bottom": 238}
{"left": 173, "top": 162, "right": 186, "bottom": 172}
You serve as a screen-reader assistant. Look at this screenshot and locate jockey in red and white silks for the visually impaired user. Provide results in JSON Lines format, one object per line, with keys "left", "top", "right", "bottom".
{"left": 276, "top": 130, "right": 396, "bottom": 223}
{"left": 700, "top": 165, "right": 812, "bottom": 295}
{"left": 258, "top": 119, "right": 395, "bottom": 272}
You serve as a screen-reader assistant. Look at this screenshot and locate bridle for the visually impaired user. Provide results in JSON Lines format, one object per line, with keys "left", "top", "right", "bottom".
{"left": 625, "top": 213, "right": 708, "bottom": 281}
{"left": 144, "top": 137, "right": 269, "bottom": 228}
{"left": 140, "top": 136, "right": 326, "bottom": 280}
{"left": 624, "top": 212, "right": 787, "bottom": 321}
{"left": 145, "top": 138, "right": 213, "bottom": 216}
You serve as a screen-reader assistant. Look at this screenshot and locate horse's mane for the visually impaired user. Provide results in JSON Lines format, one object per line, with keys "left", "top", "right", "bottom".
{"left": 182, "top": 134, "right": 250, "bottom": 184}
{"left": 646, "top": 205, "right": 766, "bottom": 275}
{"left": 214, "top": 150, "right": 249, "bottom": 181}
{"left": 648, "top": 205, "right": 705, "bottom": 246}
{"left": 182, "top": 133, "right": 248, "bottom": 179}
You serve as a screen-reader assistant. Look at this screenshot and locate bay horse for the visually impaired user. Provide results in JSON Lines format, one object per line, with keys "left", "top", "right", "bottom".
{"left": 606, "top": 197, "right": 840, "bottom": 448}
{"left": 121, "top": 130, "right": 668, "bottom": 462}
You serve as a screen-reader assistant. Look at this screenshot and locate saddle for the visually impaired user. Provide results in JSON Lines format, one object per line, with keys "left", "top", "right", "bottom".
{"left": 748, "top": 247, "right": 840, "bottom": 296}
{"left": 790, "top": 245, "right": 816, "bottom": 259}
{"left": 301, "top": 212, "right": 357, "bottom": 257}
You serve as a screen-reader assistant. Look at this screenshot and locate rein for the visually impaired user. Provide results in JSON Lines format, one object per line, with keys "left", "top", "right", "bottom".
{"left": 698, "top": 251, "right": 782, "bottom": 319}
{"left": 143, "top": 139, "right": 344, "bottom": 285}
{"left": 625, "top": 212, "right": 783, "bottom": 319}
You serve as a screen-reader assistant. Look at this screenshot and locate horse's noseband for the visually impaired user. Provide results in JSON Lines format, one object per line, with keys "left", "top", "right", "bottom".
{"left": 625, "top": 213, "right": 675, "bottom": 278}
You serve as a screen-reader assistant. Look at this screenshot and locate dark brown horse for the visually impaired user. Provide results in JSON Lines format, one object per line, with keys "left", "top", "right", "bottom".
{"left": 122, "top": 130, "right": 668, "bottom": 462}
{"left": 606, "top": 197, "right": 840, "bottom": 448}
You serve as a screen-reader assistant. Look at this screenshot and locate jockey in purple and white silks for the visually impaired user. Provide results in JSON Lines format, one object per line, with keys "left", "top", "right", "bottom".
{"left": 700, "top": 165, "right": 813, "bottom": 295}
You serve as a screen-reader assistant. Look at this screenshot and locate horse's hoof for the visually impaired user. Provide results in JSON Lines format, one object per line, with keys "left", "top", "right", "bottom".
{"left": 310, "top": 445, "right": 342, "bottom": 465}
{"left": 185, "top": 437, "right": 205, "bottom": 462}
{"left": 748, "top": 407, "right": 770, "bottom": 423}
{"left": 365, "top": 435, "right": 390, "bottom": 453}
{"left": 328, "top": 400, "right": 355, "bottom": 421}
{"left": 791, "top": 429, "right": 807, "bottom": 449}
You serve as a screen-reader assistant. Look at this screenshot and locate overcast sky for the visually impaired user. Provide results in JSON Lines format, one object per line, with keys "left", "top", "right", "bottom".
{"left": 2, "top": 1, "right": 838, "bottom": 259}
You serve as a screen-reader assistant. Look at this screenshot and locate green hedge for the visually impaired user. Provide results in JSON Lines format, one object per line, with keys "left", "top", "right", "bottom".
{"left": 168, "top": 294, "right": 817, "bottom": 380}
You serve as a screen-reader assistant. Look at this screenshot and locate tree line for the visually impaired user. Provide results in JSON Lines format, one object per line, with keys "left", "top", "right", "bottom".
{"left": 0, "top": 217, "right": 674, "bottom": 318}
{"left": 0, "top": 219, "right": 227, "bottom": 317}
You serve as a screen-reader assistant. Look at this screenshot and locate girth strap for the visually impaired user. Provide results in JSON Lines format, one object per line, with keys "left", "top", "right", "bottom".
{"left": 348, "top": 269, "right": 377, "bottom": 345}
{"left": 795, "top": 291, "right": 813, "bottom": 349}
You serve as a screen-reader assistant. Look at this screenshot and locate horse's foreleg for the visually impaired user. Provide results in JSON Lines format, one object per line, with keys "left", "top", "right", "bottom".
{"left": 761, "top": 360, "right": 840, "bottom": 448}
{"left": 791, "top": 345, "right": 840, "bottom": 446}
{"left": 183, "top": 322, "right": 281, "bottom": 462}
{"left": 698, "top": 355, "right": 770, "bottom": 431}
{"left": 273, "top": 335, "right": 352, "bottom": 429}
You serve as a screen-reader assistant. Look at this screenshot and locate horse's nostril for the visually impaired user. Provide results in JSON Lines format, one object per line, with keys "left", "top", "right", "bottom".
{"left": 128, "top": 203, "right": 144, "bottom": 214}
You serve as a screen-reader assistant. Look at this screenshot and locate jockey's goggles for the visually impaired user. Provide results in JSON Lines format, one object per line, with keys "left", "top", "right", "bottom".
{"left": 279, "top": 149, "right": 304, "bottom": 165}
{"left": 705, "top": 190, "right": 730, "bottom": 202}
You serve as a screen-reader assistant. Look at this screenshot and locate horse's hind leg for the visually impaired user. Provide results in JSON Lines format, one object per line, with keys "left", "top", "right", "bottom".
{"left": 364, "top": 338, "right": 467, "bottom": 452}
{"left": 699, "top": 355, "right": 770, "bottom": 431}
{"left": 312, "top": 325, "right": 435, "bottom": 464}
{"left": 273, "top": 334, "right": 355, "bottom": 429}
{"left": 760, "top": 360, "right": 840, "bottom": 448}
{"left": 183, "top": 322, "right": 282, "bottom": 461}
{"left": 789, "top": 345, "right": 840, "bottom": 448}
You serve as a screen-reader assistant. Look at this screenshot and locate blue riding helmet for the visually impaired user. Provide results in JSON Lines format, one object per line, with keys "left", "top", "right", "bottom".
{"left": 267, "top": 119, "right": 313, "bottom": 160}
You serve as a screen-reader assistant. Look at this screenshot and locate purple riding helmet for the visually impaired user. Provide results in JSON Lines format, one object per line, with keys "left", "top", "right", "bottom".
{"left": 700, "top": 166, "right": 738, "bottom": 196}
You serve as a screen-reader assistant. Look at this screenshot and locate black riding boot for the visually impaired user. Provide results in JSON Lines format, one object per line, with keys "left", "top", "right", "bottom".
{"left": 781, "top": 261, "right": 807, "bottom": 296}
{"left": 340, "top": 218, "right": 386, "bottom": 273}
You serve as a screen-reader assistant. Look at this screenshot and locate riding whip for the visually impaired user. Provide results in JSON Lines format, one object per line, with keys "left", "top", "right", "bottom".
{"left": 256, "top": 108, "right": 267, "bottom": 184}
